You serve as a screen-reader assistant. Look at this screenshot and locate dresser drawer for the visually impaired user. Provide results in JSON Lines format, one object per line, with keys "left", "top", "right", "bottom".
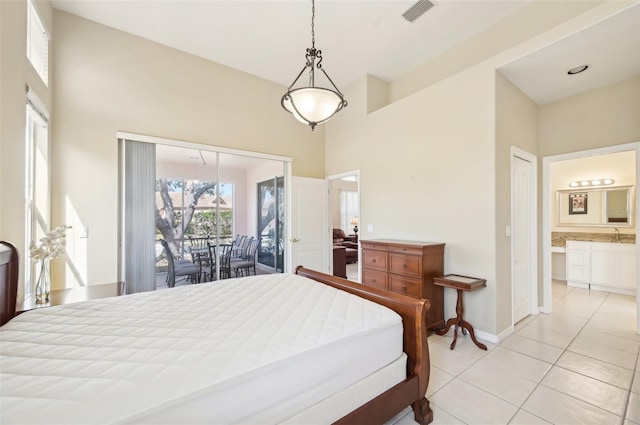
{"left": 361, "top": 242, "right": 389, "bottom": 252}
{"left": 362, "top": 268, "right": 387, "bottom": 290}
{"left": 362, "top": 249, "right": 388, "bottom": 271}
{"left": 388, "top": 245, "right": 424, "bottom": 256}
{"left": 389, "top": 253, "right": 422, "bottom": 277}
{"left": 390, "top": 275, "right": 422, "bottom": 298}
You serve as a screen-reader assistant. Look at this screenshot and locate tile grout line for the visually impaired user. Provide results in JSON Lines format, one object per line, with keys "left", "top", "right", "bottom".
{"left": 428, "top": 287, "right": 636, "bottom": 424}
{"left": 621, "top": 343, "right": 640, "bottom": 423}
{"left": 504, "top": 291, "right": 602, "bottom": 424}
{"left": 513, "top": 290, "right": 635, "bottom": 423}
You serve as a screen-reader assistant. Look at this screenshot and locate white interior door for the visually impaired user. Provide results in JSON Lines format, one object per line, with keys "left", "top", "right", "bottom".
{"left": 289, "top": 176, "right": 328, "bottom": 273}
{"left": 512, "top": 153, "right": 535, "bottom": 323}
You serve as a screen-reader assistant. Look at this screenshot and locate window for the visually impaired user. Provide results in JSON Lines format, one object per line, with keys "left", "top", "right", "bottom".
{"left": 25, "top": 90, "right": 50, "bottom": 296}
{"left": 340, "top": 189, "right": 358, "bottom": 232}
{"left": 27, "top": 0, "right": 49, "bottom": 86}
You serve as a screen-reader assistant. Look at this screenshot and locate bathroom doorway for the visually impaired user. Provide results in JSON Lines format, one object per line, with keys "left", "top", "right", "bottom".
{"left": 327, "top": 171, "right": 360, "bottom": 282}
{"left": 542, "top": 142, "right": 640, "bottom": 332}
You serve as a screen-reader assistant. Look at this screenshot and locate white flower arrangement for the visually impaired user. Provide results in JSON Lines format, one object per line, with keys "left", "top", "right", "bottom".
{"left": 29, "top": 225, "right": 72, "bottom": 261}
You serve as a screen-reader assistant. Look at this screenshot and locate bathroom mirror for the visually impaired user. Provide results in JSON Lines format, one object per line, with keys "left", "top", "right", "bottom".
{"left": 556, "top": 185, "right": 634, "bottom": 227}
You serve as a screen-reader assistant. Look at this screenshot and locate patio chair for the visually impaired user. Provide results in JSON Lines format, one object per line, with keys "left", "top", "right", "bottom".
{"left": 232, "top": 238, "right": 261, "bottom": 278}
{"left": 218, "top": 243, "right": 233, "bottom": 279}
{"left": 238, "top": 236, "right": 253, "bottom": 259}
{"left": 189, "top": 236, "right": 213, "bottom": 282}
{"left": 160, "top": 239, "right": 199, "bottom": 288}
{"left": 231, "top": 235, "right": 246, "bottom": 258}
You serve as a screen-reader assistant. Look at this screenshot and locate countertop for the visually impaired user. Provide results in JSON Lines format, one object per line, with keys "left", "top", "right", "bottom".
{"left": 551, "top": 231, "right": 635, "bottom": 247}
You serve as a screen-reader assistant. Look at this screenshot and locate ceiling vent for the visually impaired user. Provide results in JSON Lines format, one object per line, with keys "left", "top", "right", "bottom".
{"left": 402, "top": 0, "right": 435, "bottom": 23}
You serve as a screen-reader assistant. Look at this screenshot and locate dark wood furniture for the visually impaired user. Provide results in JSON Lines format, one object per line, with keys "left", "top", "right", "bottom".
{"left": 17, "top": 281, "right": 125, "bottom": 314}
{"left": 333, "top": 246, "right": 347, "bottom": 278}
{"left": 433, "top": 274, "right": 487, "bottom": 351}
{"left": 361, "top": 239, "right": 445, "bottom": 331}
{"left": 295, "top": 267, "right": 433, "bottom": 425}
{"left": 333, "top": 228, "right": 358, "bottom": 263}
{"left": 0, "top": 241, "right": 19, "bottom": 326}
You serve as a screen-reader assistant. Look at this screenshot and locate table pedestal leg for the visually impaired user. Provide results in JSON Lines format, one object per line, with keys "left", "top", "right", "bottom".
{"left": 435, "top": 288, "right": 487, "bottom": 351}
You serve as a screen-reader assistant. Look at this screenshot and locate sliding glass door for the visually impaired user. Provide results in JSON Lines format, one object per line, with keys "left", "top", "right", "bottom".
{"left": 257, "top": 176, "right": 284, "bottom": 272}
{"left": 120, "top": 137, "right": 288, "bottom": 293}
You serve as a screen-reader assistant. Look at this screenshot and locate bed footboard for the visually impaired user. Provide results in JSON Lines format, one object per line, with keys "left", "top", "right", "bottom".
{"left": 295, "top": 267, "right": 433, "bottom": 425}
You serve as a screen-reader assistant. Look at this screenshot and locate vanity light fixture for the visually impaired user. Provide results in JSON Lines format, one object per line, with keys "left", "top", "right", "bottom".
{"left": 569, "top": 178, "right": 615, "bottom": 188}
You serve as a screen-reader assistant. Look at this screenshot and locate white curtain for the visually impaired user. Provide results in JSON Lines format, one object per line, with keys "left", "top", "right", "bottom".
{"left": 120, "top": 139, "right": 156, "bottom": 294}
{"left": 340, "top": 190, "right": 358, "bottom": 233}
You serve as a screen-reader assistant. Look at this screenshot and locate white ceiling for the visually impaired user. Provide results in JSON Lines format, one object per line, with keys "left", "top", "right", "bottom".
{"left": 499, "top": 4, "right": 640, "bottom": 105}
{"left": 51, "top": 1, "right": 640, "bottom": 107}
{"left": 52, "top": 0, "right": 530, "bottom": 90}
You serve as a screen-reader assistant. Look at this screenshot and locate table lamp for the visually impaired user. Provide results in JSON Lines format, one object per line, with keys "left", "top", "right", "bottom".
{"left": 350, "top": 216, "right": 359, "bottom": 235}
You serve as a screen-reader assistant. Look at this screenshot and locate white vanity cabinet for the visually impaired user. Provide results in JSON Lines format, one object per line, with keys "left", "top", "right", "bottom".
{"left": 566, "top": 241, "right": 591, "bottom": 287}
{"left": 566, "top": 241, "right": 636, "bottom": 295}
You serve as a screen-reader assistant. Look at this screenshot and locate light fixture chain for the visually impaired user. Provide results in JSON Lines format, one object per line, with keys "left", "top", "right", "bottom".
{"left": 281, "top": 0, "right": 347, "bottom": 131}
{"left": 311, "top": 0, "right": 315, "bottom": 48}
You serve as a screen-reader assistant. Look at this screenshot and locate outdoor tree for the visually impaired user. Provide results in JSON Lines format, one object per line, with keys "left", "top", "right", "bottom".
{"left": 155, "top": 179, "right": 221, "bottom": 257}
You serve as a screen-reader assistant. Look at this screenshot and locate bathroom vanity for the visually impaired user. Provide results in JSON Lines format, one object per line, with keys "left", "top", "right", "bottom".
{"left": 566, "top": 240, "right": 636, "bottom": 295}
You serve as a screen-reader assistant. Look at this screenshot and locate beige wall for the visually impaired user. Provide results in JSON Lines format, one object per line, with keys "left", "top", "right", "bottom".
{"left": 495, "top": 72, "right": 538, "bottom": 333}
{"left": 327, "top": 63, "right": 499, "bottom": 333}
{"left": 539, "top": 76, "right": 640, "bottom": 157}
{"left": 51, "top": 11, "right": 322, "bottom": 288}
{"left": 326, "top": 1, "right": 635, "bottom": 337}
{"left": 1, "top": 0, "right": 54, "bottom": 300}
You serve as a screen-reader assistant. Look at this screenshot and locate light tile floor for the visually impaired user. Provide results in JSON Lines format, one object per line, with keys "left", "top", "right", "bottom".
{"left": 346, "top": 262, "right": 359, "bottom": 281}
{"left": 395, "top": 280, "right": 639, "bottom": 425}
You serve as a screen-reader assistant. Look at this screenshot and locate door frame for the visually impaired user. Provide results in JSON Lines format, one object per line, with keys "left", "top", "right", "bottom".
{"left": 115, "top": 131, "right": 293, "bottom": 282}
{"left": 541, "top": 141, "right": 640, "bottom": 322}
{"left": 511, "top": 146, "right": 538, "bottom": 325}
{"left": 327, "top": 170, "right": 361, "bottom": 280}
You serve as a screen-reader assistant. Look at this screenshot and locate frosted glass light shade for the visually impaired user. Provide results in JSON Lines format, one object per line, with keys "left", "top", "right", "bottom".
{"left": 282, "top": 87, "right": 344, "bottom": 126}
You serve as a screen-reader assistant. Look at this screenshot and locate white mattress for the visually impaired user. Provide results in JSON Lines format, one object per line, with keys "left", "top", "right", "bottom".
{"left": 0, "top": 273, "right": 403, "bottom": 424}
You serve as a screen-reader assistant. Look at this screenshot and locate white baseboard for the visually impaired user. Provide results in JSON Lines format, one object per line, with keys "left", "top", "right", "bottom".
{"left": 497, "top": 326, "right": 515, "bottom": 342}
{"left": 474, "top": 325, "right": 515, "bottom": 344}
{"left": 473, "top": 329, "right": 498, "bottom": 344}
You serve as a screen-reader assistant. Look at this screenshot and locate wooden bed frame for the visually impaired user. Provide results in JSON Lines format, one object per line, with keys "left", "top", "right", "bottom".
{"left": 295, "top": 266, "right": 433, "bottom": 425}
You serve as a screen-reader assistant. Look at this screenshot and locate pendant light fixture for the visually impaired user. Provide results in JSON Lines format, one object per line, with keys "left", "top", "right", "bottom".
{"left": 281, "top": 0, "right": 347, "bottom": 130}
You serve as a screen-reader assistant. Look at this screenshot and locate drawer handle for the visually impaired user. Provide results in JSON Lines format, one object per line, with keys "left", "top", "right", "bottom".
{"left": 402, "top": 285, "right": 407, "bottom": 289}
{"left": 372, "top": 259, "right": 376, "bottom": 263}
{"left": 372, "top": 279, "right": 377, "bottom": 283}
{"left": 402, "top": 264, "right": 407, "bottom": 269}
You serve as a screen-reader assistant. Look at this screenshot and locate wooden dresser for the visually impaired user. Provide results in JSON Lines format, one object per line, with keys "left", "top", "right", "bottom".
{"left": 361, "top": 239, "right": 445, "bottom": 331}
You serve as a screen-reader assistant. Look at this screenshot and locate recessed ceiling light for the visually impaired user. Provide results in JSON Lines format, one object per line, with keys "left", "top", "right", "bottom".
{"left": 567, "top": 65, "right": 589, "bottom": 75}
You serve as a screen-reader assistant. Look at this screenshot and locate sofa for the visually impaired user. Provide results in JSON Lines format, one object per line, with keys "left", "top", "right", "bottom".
{"left": 333, "top": 228, "right": 358, "bottom": 264}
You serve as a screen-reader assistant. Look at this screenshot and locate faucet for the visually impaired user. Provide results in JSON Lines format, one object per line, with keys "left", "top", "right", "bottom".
{"left": 614, "top": 228, "right": 620, "bottom": 242}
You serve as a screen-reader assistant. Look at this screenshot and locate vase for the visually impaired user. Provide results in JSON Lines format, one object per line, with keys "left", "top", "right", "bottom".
{"left": 35, "top": 259, "right": 50, "bottom": 304}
